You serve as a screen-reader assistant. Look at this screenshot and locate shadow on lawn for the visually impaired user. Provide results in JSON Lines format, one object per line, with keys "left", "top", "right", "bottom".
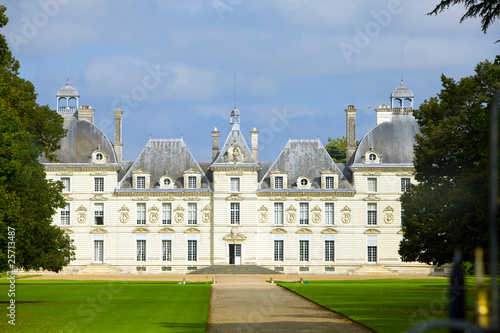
{"left": 158, "top": 322, "right": 206, "bottom": 332}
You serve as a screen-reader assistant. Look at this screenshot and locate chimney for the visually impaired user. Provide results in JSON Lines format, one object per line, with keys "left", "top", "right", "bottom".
{"left": 345, "top": 105, "right": 357, "bottom": 163}
{"left": 77, "top": 106, "right": 95, "bottom": 124}
{"left": 250, "top": 127, "right": 259, "bottom": 161}
{"left": 114, "top": 108, "right": 123, "bottom": 162}
{"left": 211, "top": 127, "right": 220, "bottom": 160}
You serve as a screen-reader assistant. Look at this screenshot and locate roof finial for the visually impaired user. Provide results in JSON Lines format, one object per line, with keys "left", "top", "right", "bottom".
{"left": 401, "top": 42, "right": 404, "bottom": 86}
{"left": 233, "top": 70, "right": 236, "bottom": 109}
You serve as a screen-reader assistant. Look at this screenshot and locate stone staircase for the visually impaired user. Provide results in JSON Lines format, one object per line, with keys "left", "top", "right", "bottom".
{"left": 349, "top": 264, "right": 397, "bottom": 275}
{"left": 77, "top": 263, "right": 121, "bottom": 275}
{"left": 189, "top": 265, "right": 280, "bottom": 275}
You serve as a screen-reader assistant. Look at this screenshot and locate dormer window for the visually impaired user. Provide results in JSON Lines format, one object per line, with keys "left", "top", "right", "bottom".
{"left": 183, "top": 167, "right": 202, "bottom": 189}
{"left": 321, "top": 170, "right": 338, "bottom": 189}
{"left": 275, "top": 176, "right": 283, "bottom": 189}
{"left": 297, "top": 175, "right": 312, "bottom": 189}
{"left": 270, "top": 169, "right": 288, "bottom": 189}
{"left": 91, "top": 150, "right": 108, "bottom": 164}
{"left": 363, "top": 149, "right": 381, "bottom": 164}
{"left": 132, "top": 169, "right": 151, "bottom": 189}
{"left": 159, "top": 174, "right": 174, "bottom": 189}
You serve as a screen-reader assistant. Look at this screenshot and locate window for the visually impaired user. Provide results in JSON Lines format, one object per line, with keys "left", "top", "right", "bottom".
{"left": 368, "top": 153, "right": 377, "bottom": 162}
{"left": 367, "top": 235, "right": 378, "bottom": 263}
{"left": 96, "top": 152, "right": 104, "bottom": 161}
{"left": 299, "top": 203, "right": 309, "bottom": 225}
{"left": 188, "top": 203, "right": 197, "bottom": 224}
{"left": 137, "top": 203, "right": 146, "bottom": 225}
{"left": 274, "top": 176, "right": 283, "bottom": 189}
{"left": 94, "top": 239, "right": 104, "bottom": 263}
{"left": 230, "top": 202, "right": 240, "bottom": 225}
{"left": 367, "top": 203, "right": 377, "bottom": 225}
{"left": 94, "top": 177, "right": 104, "bottom": 192}
{"left": 187, "top": 176, "right": 197, "bottom": 189}
{"left": 137, "top": 176, "right": 146, "bottom": 189}
{"left": 60, "top": 203, "right": 70, "bottom": 225}
{"left": 325, "top": 176, "right": 334, "bottom": 189}
{"left": 324, "top": 203, "right": 334, "bottom": 225}
{"left": 299, "top": 240, "right": 309, "bottom": 262}
{"left": 274, "top": 203, "right": 284, "bottom": 225}
{"left": 230, "top": 177, "right": 240, "bottom": 192}
{"left": 187, "top": 240, "right": 197, "bottom": 261}
{"left": 401, "top": 178, "right": 411, "bottom": 193}
{"left": 163, "top": 178, "right": 171, "bottom": 186}
{"left": 300, "top": 178, "right": 308, "bottom": 186}
{"left": 162, "top": 240, "right": 172, "bottom": 261}
{"left": 137, "top": 240, "right": 146, "bottom": 261}
{"left": 94, "top": 203, "right": 104, "bottom": 225}
{"left": 325, "top": 240, "right": 335, "bottom": 262}
{"left": 367, "top": 177, "right": 377, "bottom": 193}
{"left": 274, "top": 240, "right": 284, "bottom": 262}
{"left": 61, "top": 177, "right": 70, "bottom": 193}
{"left": 162, "top": 203, "right": 172, "bottom": 224}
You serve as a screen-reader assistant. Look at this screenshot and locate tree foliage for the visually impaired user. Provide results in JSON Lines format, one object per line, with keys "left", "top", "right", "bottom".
{"left": 325, "top": 136, "right": 347, "bottom": 163}
{"left": 429, "top": 0, "right": 500, "bottom": 34}
{"left": 0, "top": 5, "right": 75, "bottom": 272}
{"left": 399, "top": 57, "right": 500, "bottom": 266}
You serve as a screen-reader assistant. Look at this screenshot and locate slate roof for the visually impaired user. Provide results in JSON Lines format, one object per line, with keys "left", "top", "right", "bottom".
{"left": 352, "top": 116, "right": 420, "bottom": 166}
{"left": 211, "top": 123, "right": 259, "bottom": 168}
{"left": 118, "top": 138, "right": 210, "bottom": 189}
{"left": 41, "top": 113, "right": 118, "bottom": 164}
{"left": 260, "top": 139, "right": 350, "bottom": 190}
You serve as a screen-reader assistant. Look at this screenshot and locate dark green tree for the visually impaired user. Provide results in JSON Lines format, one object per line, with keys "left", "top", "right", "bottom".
{"left": 399, "top": 57, "right": 500, "bottom": 266}
{"left": 429, "top": 0, "right": 500, "bottom": 34}
{"left": 325, "top": 136, "right": 347, "bottom": 163}
{"left": 0, "top": 5, "right": 75, "bottom": 272}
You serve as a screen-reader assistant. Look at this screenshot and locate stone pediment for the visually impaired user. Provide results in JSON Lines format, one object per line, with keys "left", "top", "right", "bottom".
{"left": 363, "top": 194, "right": 381, "bottom": 201}
{"left": 320, "top": 169, "right": 338, "bottom": 175}
{"left": 296, "top": 228, "right": 312, "bottom": 234}
{"left": 90, "top": 228, "right": 107, "bottom": 234}
{"left": 364, "top": 229, "right": 380, "bottom": 234}
{"left": 183, "top": 196, "right": 200, "bottom": 201}
{"left": 158, "top": 227, "right": 175, "bottom": 233}
{"left": 133, "top": 227, "right": 149, "bottom": 233}
{"left": 270, "top": 196, "right": 286, "bottom": 201}
{"left": 295, "top": 197, "right": 312, "bottom": 201}
{"left": 270, "top": 228, "right": 287, "bottom": 234}
{"left": 184, "top": 167, "right": 202, "bottom": 175}
{"left": 258, "top": 205, "right": 268, "bottom": 212}
{"left": 226, "top": 194, "right": 244, "bottom": 201}
{"left": 184, "top": 228, "right": 200, "bottom": 233}
{"left": 132, "top": 168, "right": 150, "bottom": 175}
{"left": 321, "top": 228, "right": 338, "bottom": 234}
{"left": 61, "top": 228, "right": 73, "bottom": 234}
{"left": 270, "top": 169, "right": 288, "bottom": 175}
{"left": 132, "top": 196, "right": 150, "bottom": 201}
{"left": 90, "top": 194, "right": 107, "bottom": 201}
{"left": 321, "top": 197, "right": 337, "bottom": 201}
{"left": 223, "top": 233, "right": 247, "bottom": 241}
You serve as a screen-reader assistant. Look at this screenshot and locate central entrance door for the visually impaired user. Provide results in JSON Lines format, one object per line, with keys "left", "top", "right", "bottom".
{"left": 229, "top": 244, "right": 241, "bottom": 265}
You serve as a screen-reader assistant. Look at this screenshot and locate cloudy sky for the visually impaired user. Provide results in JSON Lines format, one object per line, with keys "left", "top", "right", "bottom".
{"left": 2, "top": 0, "right": 499, "bottom": 162}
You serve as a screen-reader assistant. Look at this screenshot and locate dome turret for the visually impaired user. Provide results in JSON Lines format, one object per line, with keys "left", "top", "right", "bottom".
{"left": 390, "top": 81, "right": 414, "bottom": 111}
{"left": 56, "top": 79, "right": 80, "bottom": 114}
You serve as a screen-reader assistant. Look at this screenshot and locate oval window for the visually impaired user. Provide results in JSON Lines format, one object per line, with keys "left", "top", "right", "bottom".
{"left": 164, "top": 178, "right": 171, "bottom": 186}
{"left": 368, "top": 153, "right": 377, "bottom": 161}
{"left": 300, "top": 178, "right": 308, "bottom": 186}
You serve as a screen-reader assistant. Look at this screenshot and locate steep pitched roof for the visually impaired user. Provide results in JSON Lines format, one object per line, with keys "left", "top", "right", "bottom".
{"left": 260, "top": 139, "right": 350, "bottom": 189}
{"left": 211, "top": 123, "right": 259, "bottom": 168}
{"left": 118, "top": 138, "right": 210, "bottom": 189}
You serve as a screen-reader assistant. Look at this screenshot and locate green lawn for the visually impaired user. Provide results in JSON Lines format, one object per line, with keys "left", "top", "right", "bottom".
{"left": 279, "top": 278, "right": 476, "bottom": 333}
{"left": 0, "top": 279, "right": 211, "bottom": 332}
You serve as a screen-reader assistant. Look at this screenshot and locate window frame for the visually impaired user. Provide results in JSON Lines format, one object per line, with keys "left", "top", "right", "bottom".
{"left": 324, "top": 202, "right": 334, "bottom": 225}
{"left": 367, "top": 202, "right": 377, "bottom": 225}
{"left": 299, "top": 202, "right": 309, "bottom": 225}
{"left": 325, "top": 176, "right": 334, "bottom": 189}
{"left": 136, "top": 176, "right": 146, "bottom": 189}
{"left": 274, "top": 239, "right": 284, "bottom": 262}
{"left": 299, "top": 240, "right": 309, "bottom": 262}
{"left": 187, "top": 203, "right": 197, "bottom": 225}
{"left": 401, "top": 177, "right": 411, "bottom": 193}
{"left": 325, "top": 239, "right": 335, "bottom": 262}
{"left": 61, "top": 177, "right": 71, "bottom": 193}
{"left": 162, "top": 202, "right": 172, "bottom": 225}
{"left": 367, "top": 177, "right": 377, "bottom": 193}
{"left": 93, "top": 238, "right": 104, "bottom": 263}
{"left": 94, "top": 177, "right": 104, "bottom": 193}
{"left": 230, "top": 177, "right": 240, "bottom": 192}
{"left": 230, "top": 202, "right": 240, "bottom": 225}
{"left": 94, "top": 203, "right": 104, "bottom": 225}
{"left": 274, "top": 176, "right": 284, "bottom": 189}
{"left": 136, "top": 239, "right": 147, "bottom": 262}
{"left": 60, "top": 203, "right": 70, "bottom": 225}
{"left": 162, "top": 239, "right": 172, "bottom": 262}
{"left": 136, "top": 203, "right": 147, "bottom": 225}
{"left": 187, "top": 176, "right": 197, "bottom": 189}
{"left": 187, "top": 239, "right": 197, "bottom": 261}
{"left": 274, "top": 202, "right": 284, "bottom": 225}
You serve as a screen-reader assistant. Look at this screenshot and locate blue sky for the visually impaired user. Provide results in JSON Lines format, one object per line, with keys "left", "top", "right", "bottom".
{"left": 2, "top": 0, "right": 499, "bottom": 162}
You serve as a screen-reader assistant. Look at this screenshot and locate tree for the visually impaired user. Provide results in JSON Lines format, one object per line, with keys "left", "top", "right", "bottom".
{"left": 325, "top": 136, "right": 347, "bottom": 163}
{"left": 429, "top": 0, "right": 500, "bottom": 34}
{"left": 0, "top": 5, "right": 75, "bottom": 272}
{"left": 399, "top": 57, "right": 500, "bottom": 266}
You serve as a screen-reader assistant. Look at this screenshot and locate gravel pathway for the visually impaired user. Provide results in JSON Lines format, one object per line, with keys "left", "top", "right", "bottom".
{"left": 206, "top": 274, "right": 374, "bottom": 333}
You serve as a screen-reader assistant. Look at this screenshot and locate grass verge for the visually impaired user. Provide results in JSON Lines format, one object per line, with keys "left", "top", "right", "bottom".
{"left": 0, "top": 279, "right": 210, "bottom": 332}
{"left": 279, "top": 278, "right": 476, "bottom": 333}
